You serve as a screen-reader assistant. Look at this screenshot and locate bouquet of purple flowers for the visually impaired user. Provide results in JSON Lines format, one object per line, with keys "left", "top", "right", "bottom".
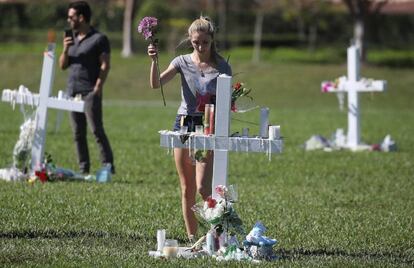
{"left": 138, "top": 16, "right": 166, "bottom": 106}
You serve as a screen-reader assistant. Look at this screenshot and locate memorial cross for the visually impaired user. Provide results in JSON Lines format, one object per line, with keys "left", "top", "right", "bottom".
{"left": 160, "top": 75, "right": 283, "bottom": 198}
{"left": 321, "top": 45, "right": 387, "bottom": 151}
{"left": 1, "top": 42, "right": 85, "bottom": 171}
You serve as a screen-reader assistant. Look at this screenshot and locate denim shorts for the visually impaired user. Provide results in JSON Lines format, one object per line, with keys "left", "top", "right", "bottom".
{"left": 173, "top": 114, "right": 203, "bottom": 132}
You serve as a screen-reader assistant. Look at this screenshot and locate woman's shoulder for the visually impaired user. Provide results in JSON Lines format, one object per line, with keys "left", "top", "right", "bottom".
{"left": 171, "top": 54, "right": 191, "bottom": 67}
{"left": 172, "top": 54, "right": 191, "bottom": 62}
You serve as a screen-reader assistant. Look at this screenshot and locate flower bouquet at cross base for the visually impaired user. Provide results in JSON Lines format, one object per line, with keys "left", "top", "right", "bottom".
{"left": 191, "top": 185, "right": 246, "bottom": 254}
{"left": 190, "top": 185, "right": 279, "bottom": 261}
{"left": 30, "top": 153, "right": 86, "bottom": 184}
{"left": 137, "top": 16, "right": 166, "bottom": 106}
{"left": 30, "top": 153, "right": 111, "bottom": 184}
{"left": 13, "top": 109, "right": 36, "bottom": 173}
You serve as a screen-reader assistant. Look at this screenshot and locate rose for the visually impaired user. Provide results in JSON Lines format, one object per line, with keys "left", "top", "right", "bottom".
{"left": 231, "top": 81, "right": 253, "bottom": 112}
{"left": 206, "top": 196, "right": 217, "bottom": 208}
{"left": 35, "top": 168, "right": 48, "bottom": 183}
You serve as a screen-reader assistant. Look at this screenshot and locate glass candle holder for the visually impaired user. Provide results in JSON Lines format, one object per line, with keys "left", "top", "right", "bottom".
{"left": 195, "top": 125, "right": 204, "bottom": 134}
{"left": 179, "top": 125, "right": 188, "bottom": 134}
{"left": 163, "top": 239, "right": 178, "bottom": 258}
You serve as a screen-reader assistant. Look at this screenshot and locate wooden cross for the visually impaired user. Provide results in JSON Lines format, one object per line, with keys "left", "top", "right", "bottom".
{"left": 322, "top": 45, "right": 387, "bottom": 151}
{"left": 160, "top": 74, "right": 283, "bottom": 197}
{"left": 1, "top": 42, "right": 85, "bottom": 171}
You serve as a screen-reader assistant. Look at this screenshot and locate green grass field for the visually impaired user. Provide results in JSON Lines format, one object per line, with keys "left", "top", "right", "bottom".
{"left": 0, "top": 43, "right": 413, "bottom": 267}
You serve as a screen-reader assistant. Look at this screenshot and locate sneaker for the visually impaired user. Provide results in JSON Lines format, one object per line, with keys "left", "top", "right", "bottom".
{"left": 102, "top": 163, "right": 115, "bottom": 175}
{"left": 80, "top": 169, "right": 89, "bottom": 175}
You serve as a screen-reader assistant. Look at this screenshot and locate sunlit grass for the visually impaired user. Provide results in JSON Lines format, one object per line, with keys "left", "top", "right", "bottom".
{"left": 0, "top": 44, "right": 413, "bottom": 267}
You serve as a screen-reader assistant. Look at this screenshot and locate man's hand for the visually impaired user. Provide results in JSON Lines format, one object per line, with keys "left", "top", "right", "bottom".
{"left": 93, "top": 84, "right": 103, "bottom": 96}
{"left": 62, "top": 36, "right": 74, "bottom": 53}
{"left": 59, "top": 35, "right": 74, "bottom": 69}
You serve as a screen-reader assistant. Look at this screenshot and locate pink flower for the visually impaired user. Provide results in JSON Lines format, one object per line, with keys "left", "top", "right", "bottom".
{"left": 137, "top": 16, "right": 158, "bottom": 41}
{"left": 215, "top": 185, "right": 227, "bottom": 198}
{"left": 322, "top": 81, "right": 333, "bottom": 92}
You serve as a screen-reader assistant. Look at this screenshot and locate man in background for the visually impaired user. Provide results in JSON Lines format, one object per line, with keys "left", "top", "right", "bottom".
{"left": 59, "top": 0, "right": 115, "bottom": 174}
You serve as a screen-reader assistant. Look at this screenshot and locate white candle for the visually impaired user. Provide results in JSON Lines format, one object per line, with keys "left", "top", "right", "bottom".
{"left": 260, "top": 107, "right": 269, "bottom": 138}
{"left": 206, "top": 231, "right": 215, "bottom": 255}
{"left": 268, "top": 125, "right": 280, "bottom": 140}
{"left": 156, "top": 229, "right": 166, "bottom": 252}
{"left": 242, "top": 128, "right": 249, "bottom": 137}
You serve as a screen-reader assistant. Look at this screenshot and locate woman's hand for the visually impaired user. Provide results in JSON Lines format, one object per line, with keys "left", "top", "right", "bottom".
{"left": 148, "top": 43, "right": 158, "bottom": 61}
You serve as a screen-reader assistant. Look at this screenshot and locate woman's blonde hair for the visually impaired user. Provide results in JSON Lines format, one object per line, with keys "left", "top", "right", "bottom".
{"left": 187, "top": 16, "right": 218, "bottom": 62}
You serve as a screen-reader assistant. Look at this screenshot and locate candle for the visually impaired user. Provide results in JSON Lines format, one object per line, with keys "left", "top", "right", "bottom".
{"left": 260, "top": 107, "right": 269, "bottom": 138}
{"left": 204, "top": 104, "right": 211, "bottom": 134}
{"left": 156, "top": 229, "right": 166, "bottom": 252}
{"left": 209, "top": 104, "right": 215, "bottom": 134}
{"left": 242, "top": 128, "right": 249, "bottom": 137}
{"left": 268, "top": 125, "right": 280, "bottom": 140}
{"left": 206, "top": 231, "right": 215, "bottom": 255}
{"left": 162, "top": 239, "right": 178, "bottom": 258}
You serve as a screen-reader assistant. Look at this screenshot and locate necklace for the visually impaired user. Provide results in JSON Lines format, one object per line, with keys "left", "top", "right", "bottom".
{"left": 192, "top": 54, "right": 211, "bottom": 77}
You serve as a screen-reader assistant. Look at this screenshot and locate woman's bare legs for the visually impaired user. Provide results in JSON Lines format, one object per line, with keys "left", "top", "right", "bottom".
{"left": 174, "top": 148, "right": 197, "bottom": 237}
{"left": 174, "top": 148, "right": 214, "bottom": 237}
{"left": 196, "top": 151, "right": 213, "bottom": 200}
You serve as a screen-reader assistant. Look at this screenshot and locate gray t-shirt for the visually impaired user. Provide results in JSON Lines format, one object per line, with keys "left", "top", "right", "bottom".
{"left": 171, "top": 54, "right": 232, "bottom": 115}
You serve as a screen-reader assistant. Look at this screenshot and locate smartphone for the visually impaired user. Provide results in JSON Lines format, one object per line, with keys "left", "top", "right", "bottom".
{"left": 64, "top": 29, "right": 73, "bottom": 38}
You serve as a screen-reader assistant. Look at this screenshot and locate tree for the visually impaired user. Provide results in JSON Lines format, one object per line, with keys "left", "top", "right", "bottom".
{"left": 121, "top": 0, "right": 136, "bottom": 58}
{"left": 252, "top": 0, "right": 279, "bottom": 63}
{"left": 342, "top": 0, "right": 389, "bottom": 61}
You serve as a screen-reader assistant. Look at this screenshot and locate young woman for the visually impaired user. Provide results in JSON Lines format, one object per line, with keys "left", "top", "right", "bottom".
{"left": 147, "top": 16, "right": 232, "bottom": 240}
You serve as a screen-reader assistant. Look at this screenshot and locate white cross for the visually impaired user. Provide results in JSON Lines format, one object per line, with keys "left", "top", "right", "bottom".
{"left": 321, "top": 45, "right": 387, "bottom": 151}
{"left": 2, "top": 42, "right": 85, "bottom": 171}
{"left": 159, "top": 75, "right": 283, "bottom": 197}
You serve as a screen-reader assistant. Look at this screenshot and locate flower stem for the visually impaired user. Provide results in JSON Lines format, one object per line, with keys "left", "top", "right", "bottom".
{"left": 155, "top": 56, "right": 166, "bottom": 106}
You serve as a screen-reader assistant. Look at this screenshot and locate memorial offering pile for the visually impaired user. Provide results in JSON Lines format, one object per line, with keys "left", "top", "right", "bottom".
{"left": 149, "top": 185, "right": 278, "bottom": 262}
{"left": 304, "top": 129, "right": 397, "bottom": 152}
{"left": 0, "top": 105, "right": 111, "bottom": 183}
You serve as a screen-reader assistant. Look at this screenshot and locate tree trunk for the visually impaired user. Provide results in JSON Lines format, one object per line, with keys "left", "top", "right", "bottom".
{"left": 308, "top": 24, "right": 317, "bottom": 52}
{"left": 353, "top": 16, "right": 365, "bottom": 61}
{"left": 121, "top": 0, "right": 135, "bottom": 58}
{"left": 217, "top": 0, "right": 227, "bottom": 50}
{"left": 297, "top": 16, "right": 306, "bottom": 42}
{"left": 252, "top": 9, "right": 264, "bottom": 64}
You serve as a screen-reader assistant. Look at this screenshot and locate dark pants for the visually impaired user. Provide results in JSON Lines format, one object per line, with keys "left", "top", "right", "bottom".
{"left": 70, "top": 92, "right": 114, "bottom": 173}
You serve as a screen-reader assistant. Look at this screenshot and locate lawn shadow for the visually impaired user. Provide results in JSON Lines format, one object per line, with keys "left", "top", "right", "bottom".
{"left": 277, "top": 247, "right": 414, "bottom": 266}
{"left": 0, "top": 229, "right": 148, "bottom": 242}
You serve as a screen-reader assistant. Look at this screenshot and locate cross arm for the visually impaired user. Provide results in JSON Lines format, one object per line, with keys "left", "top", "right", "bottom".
{"left": 2, "top": 88, "right": 84, "bottom": 113}
{"left": 321, "top": 78, "right": 387, "bottom": 93}
{"left": 159, "top": 131, "right": 283, "bottom": 154}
